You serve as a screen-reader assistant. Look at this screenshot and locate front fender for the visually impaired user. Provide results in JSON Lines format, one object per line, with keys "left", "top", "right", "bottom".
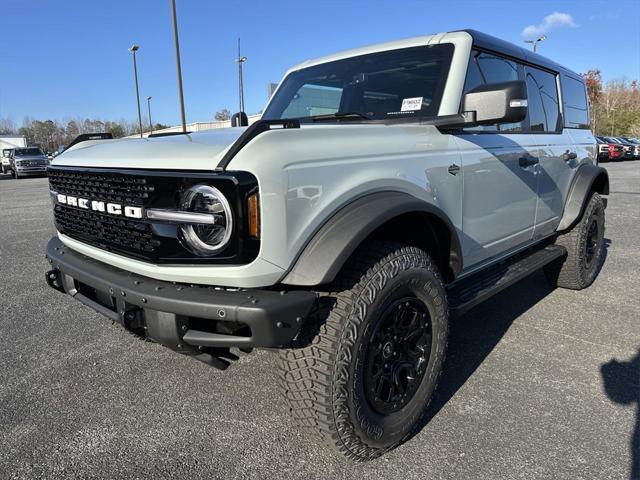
{"left": 281, "top": 191, "right": 462, "bottom": 286}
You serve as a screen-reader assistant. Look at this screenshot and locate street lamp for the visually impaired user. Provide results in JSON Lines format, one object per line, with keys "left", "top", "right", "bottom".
{"left": 235, "top": 38, "right": 247, "bottom": 113}
{"left": 146, "top": 96, "right": 153, "bottom": 134}
{"left": 170, "top": 0, "right": 187, "bottom": 133}
{"left": 524, "top": 35, "right": 546, "bottom": 53}
{"left": 128, "top": 44, "right": 144, "bottom": 138}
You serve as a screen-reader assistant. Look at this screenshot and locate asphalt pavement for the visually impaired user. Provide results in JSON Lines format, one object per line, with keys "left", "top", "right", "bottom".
{"left": 0, "top": 161, "right": 638, "bottom": 479}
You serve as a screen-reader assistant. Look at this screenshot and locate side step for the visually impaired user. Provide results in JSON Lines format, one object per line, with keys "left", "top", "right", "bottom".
{"left": 446, "top": 244, "right": 566, "bottom": 319}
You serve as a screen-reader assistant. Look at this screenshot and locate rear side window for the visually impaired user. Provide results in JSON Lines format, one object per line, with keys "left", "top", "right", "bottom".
{"left": 524, "top": 66, "right": 561, "bottom": 132}
{"left": 562, "top": 76, "right": 590, "bottom": 129}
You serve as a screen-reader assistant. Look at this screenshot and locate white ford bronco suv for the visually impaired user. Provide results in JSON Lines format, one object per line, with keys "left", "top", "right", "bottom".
{"left": 45, "top": 30, "right": 608, "bottom": 460}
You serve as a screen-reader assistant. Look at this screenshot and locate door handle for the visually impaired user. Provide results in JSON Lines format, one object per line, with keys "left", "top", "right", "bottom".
{"left": 519, "top": 156, "right": 539, "bottom": 167}
{"left": 563, "top": 151, "right": 577, "bottom": 161}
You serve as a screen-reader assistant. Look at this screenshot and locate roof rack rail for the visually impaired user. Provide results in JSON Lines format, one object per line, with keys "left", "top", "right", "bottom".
{"left": 148, "top": 131, "right": 192, "bottom": 138}
{"left": 65, "top": 132, "right": 113, "bottom": 151}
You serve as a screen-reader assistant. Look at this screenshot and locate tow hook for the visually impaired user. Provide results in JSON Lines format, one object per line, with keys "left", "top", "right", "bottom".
{"left": 45, "top": 269, "right": 65, "bottom": 293}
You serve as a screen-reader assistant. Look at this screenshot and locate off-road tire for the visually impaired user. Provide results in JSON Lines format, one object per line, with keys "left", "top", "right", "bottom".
{"left": 544, "top": 192, "right": 605, "bottom": 290}
{"left": 279, "top": 242, "right": 448, "bottom": 461}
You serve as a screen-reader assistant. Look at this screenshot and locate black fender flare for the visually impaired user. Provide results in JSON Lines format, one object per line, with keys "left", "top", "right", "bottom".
{"left": 557, "top": 163, "right": 609, "bottom": 232}
{"left": 281, "top": 191, "right": 462, "bottom": 286}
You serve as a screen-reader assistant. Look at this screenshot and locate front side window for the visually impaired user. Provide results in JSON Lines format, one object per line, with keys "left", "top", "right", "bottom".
{"left": 524, "top": 66, "right": 561, "bottom": 132}
{"left": 263, "top": 44, "right": 454, "bottom": 122}
{"left": 461, "top": 51, "right": 523, "bottom": 132}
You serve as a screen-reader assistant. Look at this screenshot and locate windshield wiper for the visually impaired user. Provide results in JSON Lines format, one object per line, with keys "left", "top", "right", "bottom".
{"left": 310, "top": 111, "right": 372, "bottom": 122}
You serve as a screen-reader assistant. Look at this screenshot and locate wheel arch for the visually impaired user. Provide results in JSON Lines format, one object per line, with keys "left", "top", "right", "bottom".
{"left": 557, "top": 163, "right": 609, "bottom": 232}
{"left": 280, "top": 191, "right": 462, "bottom": 286}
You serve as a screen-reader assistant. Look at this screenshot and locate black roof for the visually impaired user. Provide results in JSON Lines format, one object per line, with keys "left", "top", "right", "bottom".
{"left": 458, "top": 29, "right": 581, "bottom": 79}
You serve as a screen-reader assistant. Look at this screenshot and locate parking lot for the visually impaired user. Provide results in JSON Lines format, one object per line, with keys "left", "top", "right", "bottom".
{"left": 0, "top": 161, "right": 638, "bottom": 479}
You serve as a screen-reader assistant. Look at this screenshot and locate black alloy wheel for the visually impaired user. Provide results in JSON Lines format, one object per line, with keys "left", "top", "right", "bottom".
{"left": 364, "top": 297, "right": 432, "bottom": 415}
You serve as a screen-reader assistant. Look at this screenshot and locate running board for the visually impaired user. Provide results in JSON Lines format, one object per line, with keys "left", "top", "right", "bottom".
{"left": 447, "top": 245, "right": 566, "bottom": 319}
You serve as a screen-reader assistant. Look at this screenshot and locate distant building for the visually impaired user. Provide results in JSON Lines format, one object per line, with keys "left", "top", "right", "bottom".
{"left": 0, "top": 135, "right": 27, "bottom": 150}
{"left": 128, "top": 114, "right": 262, "bottom": 138}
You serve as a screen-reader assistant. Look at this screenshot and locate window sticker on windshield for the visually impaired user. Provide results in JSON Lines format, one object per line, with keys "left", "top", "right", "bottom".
{"left": 401, "top": 97, "right": 423, "bottom": 112}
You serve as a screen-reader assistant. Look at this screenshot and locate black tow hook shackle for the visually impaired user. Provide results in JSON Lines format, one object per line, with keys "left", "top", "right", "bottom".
{"left": 45, "top": 269, "right": 65, "bottom": 293}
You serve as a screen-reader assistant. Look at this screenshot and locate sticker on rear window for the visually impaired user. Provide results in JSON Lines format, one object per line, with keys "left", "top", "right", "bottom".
{"left": 401, "top": 97, "right": 423, "bottom": 112}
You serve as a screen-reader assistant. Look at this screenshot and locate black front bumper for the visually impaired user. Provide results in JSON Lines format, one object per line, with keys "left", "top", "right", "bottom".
{"left": 45, "top": 237, "right": 316, "bottom": 353}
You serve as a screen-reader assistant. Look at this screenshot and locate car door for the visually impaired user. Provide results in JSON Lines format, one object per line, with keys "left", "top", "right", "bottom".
{"left": 523, "top": 66, "right": 578, "bottom": 240}
{"left": 454, "top": 51, "right": 539, "bottom": 269}
{"left": 525, "top": 71, "right": 597, "bottom": 239}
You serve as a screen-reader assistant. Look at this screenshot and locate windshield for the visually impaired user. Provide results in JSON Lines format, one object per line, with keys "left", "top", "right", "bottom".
{"left": 14, "top": 147, "right": 44, "bottom": 156}
{"left": 263, "top": 44, "right": 454, "bottom": 122}
{"left": 2, "top": 149, "right": 11, "bottom": 157}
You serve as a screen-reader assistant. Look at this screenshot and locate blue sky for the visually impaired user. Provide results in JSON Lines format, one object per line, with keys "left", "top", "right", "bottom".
{"left": 1, "top": 0, "right": 638, "bottom": 127}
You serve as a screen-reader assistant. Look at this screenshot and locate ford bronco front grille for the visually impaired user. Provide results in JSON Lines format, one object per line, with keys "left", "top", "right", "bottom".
{"left": 50, "top": 168, "right": 163, "bottom": 259}
{"left": 54, "top": 204, "right": 161, "bottom": 254}
{"left": 48, "top": 169, "right": 155, "bottom": 206}
{"left": 47, "top": 166, "right": 261, "bottom": 264}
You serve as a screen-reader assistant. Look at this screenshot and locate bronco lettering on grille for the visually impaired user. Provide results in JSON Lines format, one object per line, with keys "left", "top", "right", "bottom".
{"left": 55, "top": 194, "right": 143, "bottom": 219}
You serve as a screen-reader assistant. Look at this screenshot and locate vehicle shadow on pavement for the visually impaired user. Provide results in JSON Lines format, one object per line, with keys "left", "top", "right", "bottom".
{"left": 419, "top": 270, "right": 555, "bottom": 429}
{"left": 409, "top": 238, "right": 615, "bottom": 444}
{"left": 601, "top": 350, "right": 640, "bottom": 480}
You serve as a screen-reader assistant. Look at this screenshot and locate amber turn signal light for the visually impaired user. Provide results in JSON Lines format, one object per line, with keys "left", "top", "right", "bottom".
{"left": 248, "top": 193, "right": 260, "bottom": 239}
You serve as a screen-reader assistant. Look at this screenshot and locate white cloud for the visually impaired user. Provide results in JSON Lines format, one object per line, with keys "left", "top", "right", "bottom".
{"left": 521, "top": 12, "right": 577, "bottom": 38}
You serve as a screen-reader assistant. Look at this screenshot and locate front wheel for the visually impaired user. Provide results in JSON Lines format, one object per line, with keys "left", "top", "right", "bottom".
{"left": 544, "top": 192, "right": 605, "bottom": 290}
{"left": 279, "top": 242, "right": 448, "bottom": 461}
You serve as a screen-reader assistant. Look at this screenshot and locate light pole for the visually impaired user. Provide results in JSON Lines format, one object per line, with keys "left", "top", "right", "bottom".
{"left": 235, "top": 38, "right": 247, "bottom": 113}
{"left": 128, "top": 44, "right": 144, "bottom": 138}
{"left": 524, "top": 35, "right": 546, "bottom": 53}
{"left": 170, "top": 0, "right": 187, "bottom": 133}
{"left": 146, "top": 96, "right": 153, "bottom": 134}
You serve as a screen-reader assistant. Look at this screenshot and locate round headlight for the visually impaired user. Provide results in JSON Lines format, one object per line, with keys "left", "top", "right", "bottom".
{"left": 178, "top": 184, "right": 233, "bottom": 256}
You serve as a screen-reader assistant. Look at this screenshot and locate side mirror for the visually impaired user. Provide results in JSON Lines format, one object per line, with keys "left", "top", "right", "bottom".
{"left": 231, "top": 112, "right": 249, "bottom": 127}
{"left": 463, "top": 80, "right": 528, "bottom": 126}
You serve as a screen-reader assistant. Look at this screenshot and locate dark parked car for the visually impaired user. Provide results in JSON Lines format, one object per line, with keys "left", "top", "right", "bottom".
{"left": 620, "top": 137, "right": 640, "bottom": 159}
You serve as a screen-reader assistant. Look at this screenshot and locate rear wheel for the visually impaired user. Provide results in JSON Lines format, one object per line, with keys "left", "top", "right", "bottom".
{"left": 279, "top": 242, "right": 448, "bottom": 461}
{"left": 544, "top": 192, "right": 605, "bottom": 290}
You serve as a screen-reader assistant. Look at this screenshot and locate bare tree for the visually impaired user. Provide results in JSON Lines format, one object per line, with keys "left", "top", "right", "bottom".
{"left": 584, "top": 75, "right": 640, "bottom": 136}
{"left": 0, "top": 117, "right": 17, "bottom": 135}
{"left": 214, "top": 108, "right": 231, "bottom": 122}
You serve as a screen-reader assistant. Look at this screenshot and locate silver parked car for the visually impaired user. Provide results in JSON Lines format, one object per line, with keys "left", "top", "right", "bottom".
{"left": 9, "top": 147, "right": 49, "bottom": 178}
